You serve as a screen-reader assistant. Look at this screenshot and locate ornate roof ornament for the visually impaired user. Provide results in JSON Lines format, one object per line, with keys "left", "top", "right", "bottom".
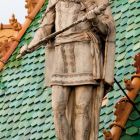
{"left": 0, "top": 40, "right": 12, "bottom": 60}
{"left": 103, "top": 129, "right": 113, "bottom": 140}
{"left": 0, "top": 15, "right": 22, "bottom": 60}
{"left": 134, "top": 53, "right": 140, "bottom": 74}
{"left": 9, "top": 14, "right": 22, "bottom": 31}
{"left": 25, "top": 0, "right": 38, "bottom": 15}
{"left": 0, "top": 0, "right": 45, "bottom": 71}
{"left": 104, "top": 53, "right": 140, "bottom": 140}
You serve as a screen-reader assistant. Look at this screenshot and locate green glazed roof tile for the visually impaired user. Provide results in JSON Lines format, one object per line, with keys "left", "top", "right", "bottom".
{"left": 129, "top": 111, "right": 140, "bottom": 120}
{"left": 126, "top": 126, "right": 139, "bottom": 136}
{"left": 132, "top": 119, "right": 140, "bottom": 127}
{"left": 98, "top": 0, "right": 140, "bottom": 139}
{"left": 120, "top": 135, "right": 132, "bottom": 140}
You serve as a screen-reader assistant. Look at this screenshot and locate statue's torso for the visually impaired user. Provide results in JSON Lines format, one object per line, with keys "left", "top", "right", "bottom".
{"left": 55, "top": 1, "right": 92, "bottom": 35}
{"left": 49, "top": 0, "right": 103, "bottom": 86}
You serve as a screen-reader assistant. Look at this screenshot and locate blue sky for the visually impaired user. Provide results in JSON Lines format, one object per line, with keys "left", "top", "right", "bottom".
{"left": 0, "top": 0, "right": 27, "bottom": 24}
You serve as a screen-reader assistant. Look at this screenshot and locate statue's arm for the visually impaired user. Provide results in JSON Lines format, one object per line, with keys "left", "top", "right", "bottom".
{"left": 28, "top": 0, "right": 55, "bottom": 49}
{"left": 82, "top": 0, "right": 111, "bottom": 35}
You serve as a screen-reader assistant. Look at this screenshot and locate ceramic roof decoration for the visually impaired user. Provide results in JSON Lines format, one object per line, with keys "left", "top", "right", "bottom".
{"left": 0, "top": 0, "right": 45, "bottom": 71}
{"left": 0, "top": 0, "right": 140, "bottom": 140}
{"left": 25, "top": 0, "right": 38, "bottom": 15}
{"left": 98, "top": 0, "right": 140, "bottom": 139}
{"left": 0, "top": 14, "right": 22, "bottom": 61}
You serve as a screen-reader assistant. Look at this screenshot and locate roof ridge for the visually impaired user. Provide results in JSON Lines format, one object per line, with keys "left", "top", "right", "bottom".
{"left": 0, "top": 0, "right": 45, "bottom": 71}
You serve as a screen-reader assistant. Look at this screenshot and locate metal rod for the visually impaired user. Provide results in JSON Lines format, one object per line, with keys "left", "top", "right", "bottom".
{"left": 16, "top": 3, "right": 108, "bottom": 59}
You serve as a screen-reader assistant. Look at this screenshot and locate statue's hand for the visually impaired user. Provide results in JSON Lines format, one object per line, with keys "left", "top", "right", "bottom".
{"left": 17, "top": 44, "right": 32, "bottom": 59}
{"left": 19, "top": 45, "right": 28, "bottom": 54}
{"left": 27, "top": 41, "right": 35, "bottom": 50}
{"left": 16, "top": 45, "right": 28, "bottom": 59}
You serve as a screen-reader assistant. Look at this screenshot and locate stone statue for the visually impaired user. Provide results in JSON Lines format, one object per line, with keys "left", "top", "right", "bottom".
{"left": 20, "top": 0, "right": 116, "bottom": 139}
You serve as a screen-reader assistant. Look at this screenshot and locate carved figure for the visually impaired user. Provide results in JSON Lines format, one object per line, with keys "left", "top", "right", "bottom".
{"left": 20, "top": 0, "right": 116, "bottom": 139}
{"left": 103, "top": 129, "right": 113, "bottom": 140}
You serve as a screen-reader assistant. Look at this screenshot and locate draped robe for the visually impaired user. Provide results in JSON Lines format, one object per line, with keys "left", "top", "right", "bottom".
{"left": 30, "top": 0, "right": 116, "bottom": 139}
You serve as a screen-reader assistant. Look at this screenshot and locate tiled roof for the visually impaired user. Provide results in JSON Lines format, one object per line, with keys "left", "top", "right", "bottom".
{"left": 98, "top": 0, "right": 140, "bottom": 139}
{"left": 25, "top": 0, "right": 38, "bottom": 15}
{"left": 0, "top": 15, "right": 22, "bottom": 60}
{"left": 0, "top": 1, "right": 56, "bottom": 139}
{"left": 0, "top": 0, "right": 140, "bottom": 140}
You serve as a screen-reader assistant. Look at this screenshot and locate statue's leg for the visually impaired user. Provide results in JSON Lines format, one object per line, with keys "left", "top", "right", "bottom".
{"left": 91, "top": 83, "right": 104, "bottom": 140}
{"left": 74, "top": 85, "right": 93, "bottom": 140}
{"left": 52, "top": 85, "right": 71, "bottom": 140}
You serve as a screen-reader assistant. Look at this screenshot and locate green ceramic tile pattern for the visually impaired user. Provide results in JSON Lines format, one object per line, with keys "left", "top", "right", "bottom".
{"left": 0, "top": 1, "right": 56, "bottom": 140}
{"left": 0, "top": 0, "right": 140, "bottom": 140}
{"left": 98, "top": 0, "right": 140, "bottom": 140}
